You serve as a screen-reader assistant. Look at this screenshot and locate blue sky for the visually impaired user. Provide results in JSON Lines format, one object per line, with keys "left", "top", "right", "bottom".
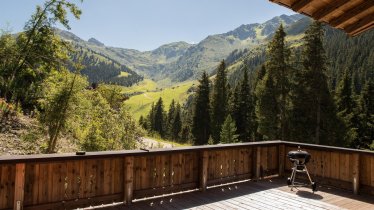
{"left": 0, "top": 0, "right": 295, "bottom": 51}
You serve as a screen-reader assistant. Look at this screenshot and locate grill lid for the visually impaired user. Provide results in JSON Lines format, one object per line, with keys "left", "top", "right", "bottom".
{"left": 287, "top": 150, "right": 311, "bottom": 164}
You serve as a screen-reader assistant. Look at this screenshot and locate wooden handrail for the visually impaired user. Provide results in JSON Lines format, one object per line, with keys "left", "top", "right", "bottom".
{"left": 282, "top": 141, "right": 374, "bottom": 155}
{"left": 0, "top": 140, "right": 373, "bottom": 210}
{"left": 0, "top": 140, "right": 283, "bottom": 164}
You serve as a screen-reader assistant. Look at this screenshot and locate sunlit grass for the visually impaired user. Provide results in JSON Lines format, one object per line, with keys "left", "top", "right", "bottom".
{"left": 145, "top": 135, "right": 192, "bottom": 147}
{"left": 124, "top": 80, "right": 195, "bottom": 120}
{"left": 118, "top": 71, "right": 130, "bottom": 77}
{"left": 121, "top": 79, "right": 158, "bottom": 94}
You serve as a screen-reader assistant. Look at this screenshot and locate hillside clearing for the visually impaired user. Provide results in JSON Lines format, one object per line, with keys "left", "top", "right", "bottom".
{"left": 124, "top": 80, "right": 195, "bottom": 120}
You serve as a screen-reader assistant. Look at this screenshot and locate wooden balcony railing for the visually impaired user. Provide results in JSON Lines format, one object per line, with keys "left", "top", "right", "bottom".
{"left": 0, "top": 141, "right": 373, "bottom": 210}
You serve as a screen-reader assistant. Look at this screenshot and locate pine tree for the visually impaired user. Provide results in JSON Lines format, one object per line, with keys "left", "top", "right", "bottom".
{"left": 289, "top": 21, "right": 342, "bottom": 145}
{"left": 229, "top": 84, "right": 240, "bottom": 125}
{"left": 336, "top": 70, "right": 355, "bottom": 114}
{"left": 265, "top": 24, "right": 290, "bottom": 141}
{"left": 147, "top": 103, "right": 155, "bottom": 131}
{"left": 171, "top": 103, "right": 182, "bottom": 141}
{"left": 192, "top": 72, "right": 211, "bottom": 145}
{"left": 357, "top": 80, "right": 374, "bottom": 149}
{"left": 237, "top": 67, "right": 254, "bottom": 141}
{"left": 335, "top": 69, "right": 358, "bottom": 146}
{"left": 255, "top": 72, "right": 279, "bottom": 140}
{"left": 166, "top": 99, "right": 176, "bottom": 138}
{"left": 154, "top": 97, "right": 165, "bottom": 137}
{"left": 211, "top": 60, "right": 228, "bottom": 143}
{"left": 220, "top": 115, "right": 239, "bottom": 144}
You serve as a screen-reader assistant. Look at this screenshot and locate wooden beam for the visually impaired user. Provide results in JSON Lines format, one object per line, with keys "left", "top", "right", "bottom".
{"left": 278, "top": 145, "right": 285, "bottom": 177}
{"left": 199, "top": 151, "right": 209, "bottom": 191}
{"left": 345, "top": 13, "right": 374, "bottom": 34}
{"left": 313, "top": 0, "right": 351, "bottom": 20}
{"left": 269, "top": 0, "right": 283, "bottom": 4}
{"left": 330, "top": 1, "right": 374, "bottom": 27}
{"left": 13, "top": 163, "right": 25, "bottom": 210}
{"left": 351, "top": 23, "right": 374, "bottom": 36}
{"left": 352, "top": 153, "right": 360, "bottom": 195}
{"left": 291, "top": 0, "right": 312, "bottom": 12}
{"left": 124, "top": 156, "right": 134, "bottom": 205}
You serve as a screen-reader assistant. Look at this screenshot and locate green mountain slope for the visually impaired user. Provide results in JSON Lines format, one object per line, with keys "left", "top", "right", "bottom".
{"left": 225, "top": 17, "right": 374, "bottom": 91}
{"left": 56, "top": 29, "right": 143, "bottom": 86}
{"left": 161, "top": 14, "right": 304, "bottom": 82}
{"left": 56, "top": 14, "right": 304, "bottom": 83}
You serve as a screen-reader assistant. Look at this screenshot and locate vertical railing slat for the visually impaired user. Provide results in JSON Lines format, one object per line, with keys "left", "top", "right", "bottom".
{"left": 13, "top": 163, "right": 25, "bottom": 210}
{"left": 279, "top": 144, "right": 285, "bottom": 177}
{"left": 199, "top": 150, "right": 209, "bottom": 191}
{"left": 124, "top": 156, "right": 134, "bottom": 205}
{"left": 352, "top": 153, "right": 360, "bottom": 194}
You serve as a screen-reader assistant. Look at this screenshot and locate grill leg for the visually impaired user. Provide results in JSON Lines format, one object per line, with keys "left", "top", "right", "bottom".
{"left": 305, "top": 166, "right": 313, "bottom": 184}
{"left": 291, "top": 167, "right": 297, "bottom": 191}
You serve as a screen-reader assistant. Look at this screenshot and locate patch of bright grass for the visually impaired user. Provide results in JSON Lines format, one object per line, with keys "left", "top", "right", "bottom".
{"left": 124, "top": 80, "right": 195, "bottom": 120}
{"left": 121, "top": 79, "right": 158, "bottom": 94}
{"left": 146, "top": 135, "right": 192, "bottom": 147}
{"left": 118, "top": 71, "right": 130, "bottom": 77}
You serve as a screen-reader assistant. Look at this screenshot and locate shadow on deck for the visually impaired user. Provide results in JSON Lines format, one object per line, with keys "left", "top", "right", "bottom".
{"left": 101, "top": 178, "right": 374, "bottom": 210}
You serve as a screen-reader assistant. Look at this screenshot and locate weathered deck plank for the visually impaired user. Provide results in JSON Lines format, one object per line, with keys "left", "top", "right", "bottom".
{"left": 102, "top": 178, "right": 374, "bottom": 210}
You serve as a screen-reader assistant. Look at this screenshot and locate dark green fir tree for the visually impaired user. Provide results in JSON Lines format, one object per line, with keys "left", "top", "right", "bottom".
{"left": 255, "top": 72, "right": 279, "bottom": 140}
{"left": 171, "top": 103, "right": 182, "bottom": 141}
{"left": 357, "top": 80, "right": 374, "bottom": 149}
{"left": 211, "top": 60, "right": 228, "bottom": 143}
{"left": 335, "top": 69, "right": 358, "bottom": 146}
{"left": 265, "top": 24, "right": 290, "bottom": 141}
{"left": 237, "top": 67, "right": 254, "bottom": 141}
{"left": 290, "top": 21, "right": 342, "bottom": 145}
{"left": 154, "top": 97, "right": 165, "bottom": 137}
{"left": 192, "top": 72, "right": 211, "bottom": 145}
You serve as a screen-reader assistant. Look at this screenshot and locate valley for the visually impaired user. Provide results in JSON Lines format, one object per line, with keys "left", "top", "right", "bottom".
{"left": 56, "top": 14, "right": 308, "bottom": 121}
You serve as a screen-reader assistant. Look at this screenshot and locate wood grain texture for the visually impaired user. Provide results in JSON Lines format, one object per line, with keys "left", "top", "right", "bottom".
{"left": 0, "top": 141, "right": 373, "bottom": 209}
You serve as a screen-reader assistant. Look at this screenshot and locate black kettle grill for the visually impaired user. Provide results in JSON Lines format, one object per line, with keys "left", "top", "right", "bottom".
{"left": 287, "top": 146, "right": 317, "bottom": 192}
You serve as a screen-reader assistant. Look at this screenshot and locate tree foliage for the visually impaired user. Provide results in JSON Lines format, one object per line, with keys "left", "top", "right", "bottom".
{"left": 0, "top": 0, "right": 82, "bottom": 107}
{"left": 255, "top": 71, "right": 278, "bottom": 140}
{"left": 264, "top": 24, "right": 290, "bottom": 141}
{"left": 220, "top": 115, "right": 239, "bottom": 144}
{"left": 192, "top": 72, "right": 211, "bottom": 145}
{"left": 210, "top": 60, "right": 228, "bottom": 143}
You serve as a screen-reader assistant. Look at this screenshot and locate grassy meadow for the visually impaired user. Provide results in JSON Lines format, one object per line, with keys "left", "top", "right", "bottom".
{"left": 123, "top": 80, "right": 196, "bottom": 120}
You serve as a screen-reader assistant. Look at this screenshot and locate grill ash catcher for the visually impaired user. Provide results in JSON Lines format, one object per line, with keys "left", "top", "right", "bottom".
{"left": 287, "top": 146, "right": 317, "bottom": 192}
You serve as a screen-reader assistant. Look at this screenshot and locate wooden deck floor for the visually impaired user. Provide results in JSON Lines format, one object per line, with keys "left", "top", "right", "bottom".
{"left": 99, "top": 178, "right": 374, "bottom": 210}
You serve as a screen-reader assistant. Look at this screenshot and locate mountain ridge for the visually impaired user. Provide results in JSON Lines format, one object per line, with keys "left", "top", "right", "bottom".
{"left": 57, "top": 14, "right": 305, "bottom": 83}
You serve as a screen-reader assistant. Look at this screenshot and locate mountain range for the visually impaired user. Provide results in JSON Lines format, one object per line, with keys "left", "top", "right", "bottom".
{"left": 56, "top": 14, "right": 305, "bottom": 83}
{"left": 57, "top": 13, "right": 373, "bottom": 121}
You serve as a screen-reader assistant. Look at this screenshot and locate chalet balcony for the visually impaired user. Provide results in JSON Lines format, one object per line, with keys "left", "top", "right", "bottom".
{"left": 0, "top": 141, "right": 373, "bottom": 210}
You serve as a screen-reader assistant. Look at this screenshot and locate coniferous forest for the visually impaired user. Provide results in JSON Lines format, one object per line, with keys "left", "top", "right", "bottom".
{"left": 142, "top": 22, "right": 373, "bottom": 150}
{"left": 0, "top": 0, "right": 373, "bottom": 155}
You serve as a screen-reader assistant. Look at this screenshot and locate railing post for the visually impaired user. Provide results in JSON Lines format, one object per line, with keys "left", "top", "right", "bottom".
{"left": 278, "top": 144, "right": 285, "bottom": 177}
{"left": 352, "top": 153, "right": 360, "bottom": 195}
{"left": 14, "top": 163, "right": 25, "bottom": 210}
{"left": 199, "top": 150, "right": 209, "bottom": 191}
{"left": 255, "top": 146, "right": 261, "bottom": 180}
{"left": 124, "top": 156, "right": 134, "bottom": 204}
